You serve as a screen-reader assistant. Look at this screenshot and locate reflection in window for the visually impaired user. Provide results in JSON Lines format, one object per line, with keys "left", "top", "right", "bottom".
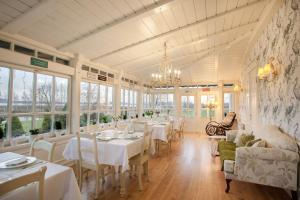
{"left": 12, "top": 70, "right": 33, "bottom": 113}
{"left": 200, "top": 95, "right": 216, "bottom": 118}
{"left": 80, "top": 113, "right": 88, "bottom": 127}
{"left": 0, "top": 116, "right": 7, "bottom": 138}
{"left": 224, "top": 93, "right": 234, "bottom": 116}
{"left": 36, "top": 74, "right": 52, "bottom": 112}
{"left": 0, "top": 67, "right": 9, "bottom": 113}
{"left": 90, "top": 83, "right": 98, "bottom": 110}
{"left": 181, "top": 95, "right": 195, "bottom": 118}
{"left": 54, "top": 114, "right": 67, "bottom": 130}
{"left": 55, "top": 77, "right": 68, "bottom": 111}
{"left": 36, "top": 115, "right": 52, "bottom": 133}
{"left": 12, "top": 116, "right": 32, "bottom": 137}
{"left": 80, "top": 82, "right": 89, "bottom": 111}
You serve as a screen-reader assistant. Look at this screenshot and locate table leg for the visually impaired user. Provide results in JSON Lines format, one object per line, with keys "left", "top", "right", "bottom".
{"left": 120, "top": 170, "right": 126, "bottom": 198}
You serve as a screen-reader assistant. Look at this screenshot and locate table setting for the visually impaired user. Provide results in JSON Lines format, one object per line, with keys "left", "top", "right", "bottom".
{"left": 0, "top": 152, "right": 81, "bottom": 200}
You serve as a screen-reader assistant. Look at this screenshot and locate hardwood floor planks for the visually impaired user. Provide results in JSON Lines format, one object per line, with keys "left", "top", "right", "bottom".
{"left": 80, "top": 133, "right": 290, "bottom": 200}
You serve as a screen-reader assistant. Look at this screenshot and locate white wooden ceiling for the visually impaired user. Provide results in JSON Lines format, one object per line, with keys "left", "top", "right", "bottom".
{"left": 0, "top": 0, "right": 273, "bottom": 83}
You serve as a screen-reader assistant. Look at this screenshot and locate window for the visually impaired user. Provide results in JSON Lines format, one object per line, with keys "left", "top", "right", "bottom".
{"left": 143, "top": 93, "right": 152, "bottom": 111}
{"left": 200, "top": 95, "right": 216, "bottom": 118}
{"left": 224, "top": 93, "right": 234, "bottom": 117}
{"left": 80, "top": 82, "right": 114, "bottom": 127}
{"left": 0, "top": 67, "right": 9, "bottom": 113}
{"left": 0, "top": 66, "right": 70, "bottom": 139}
{"left": 12, "top": 70, "right": 33, "bottom": 113}
{"left": 181, "top": 95, "right": 195, "bottom": 118}
{"left": 154, "top": 93, "right": 174, "bottom": 115}
{"left": 120, "top": 88, "right": 138, "bottom": 119}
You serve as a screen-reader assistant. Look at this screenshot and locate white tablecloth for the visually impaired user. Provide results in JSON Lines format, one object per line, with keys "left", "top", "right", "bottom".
{"left": 0, "top": 152, "right": 81, "bottom": 200}
{"left": 149, "top": 123, "right": 170, "bottom": 142}
{"left": 63, "top": 131, "right": 146, "bottom": 172}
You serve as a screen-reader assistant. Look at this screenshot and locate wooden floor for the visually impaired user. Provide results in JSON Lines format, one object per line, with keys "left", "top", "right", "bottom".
{"left": 81, "top": 133, "right": 290, "bottom": 200}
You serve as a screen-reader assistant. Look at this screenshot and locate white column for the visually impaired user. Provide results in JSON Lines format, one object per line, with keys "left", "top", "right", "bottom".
{"left": 137, "top": 85, "right": 143, "bottom": 118}
{"left": 115, "top": 71, "right": 123, "bottom": 116}
{"left": 70, "top": 53, "right": 84, "bottom": 134}
{"left": 174, "top": 86, "right": 180, "bottom": 117}
{"left": 217, "top": 80, "right": 224, "bottom": 122}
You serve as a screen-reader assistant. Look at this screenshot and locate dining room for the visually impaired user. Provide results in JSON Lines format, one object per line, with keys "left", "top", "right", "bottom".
{"left": 0, "top": 0, "right": 299, "bottom": 200}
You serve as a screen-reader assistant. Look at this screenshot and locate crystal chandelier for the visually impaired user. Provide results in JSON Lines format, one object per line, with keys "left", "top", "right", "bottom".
{"left": 151, "top": 42, "right": 181, "bottom": 87}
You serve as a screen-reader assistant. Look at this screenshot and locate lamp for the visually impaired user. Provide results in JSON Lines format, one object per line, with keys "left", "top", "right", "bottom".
{"left": 233, "top": 83, "right": 243, "bottom": 92}
{"left": 257, "top": 57, "right": 279, "bottom": 81}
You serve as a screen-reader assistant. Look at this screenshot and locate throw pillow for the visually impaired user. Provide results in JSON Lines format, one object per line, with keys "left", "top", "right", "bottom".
{"left": 252, "top": 140, "right": 267, "bottom": 147}
{"left": 233, "top": 130, "right": 253, "bottom": 145}
{"left": 240, "top": 134, "right": 255, "bottom": 146}
{"left": 245, "top": 139, "right": 262, "bottom": 147}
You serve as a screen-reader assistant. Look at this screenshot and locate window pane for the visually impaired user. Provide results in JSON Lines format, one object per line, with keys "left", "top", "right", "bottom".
{"left": 80, "top": 113, "right": 87, "bottom": 127}
{"left": 12, "top": 70, "right": 33, "bottom": 113}
{"left": 133, "top": 91, "right": 137, "bottom": 108}
{"left": 90, "top": 112, "right": 97, "bottom": 125}
{"left": 129, "top": 90, "right": 133, "bottom": 107}
{"left": 80, "top": 82, "right": 89, "bottom": 111}
{"left": 36, "top": 115, "right": 52, "bottom": 133}
{"left": 54, "top": 114, "right": 67, "bottom": 130}
{"left": 121, "top": 89, "right": 124, "bottom": 108}
{"left": 181, "top": 96, "right": 187, "bottom": 109}
{"left": 189, "top": 96, "right": 195, "bottom": 109}
{"left": 107, "top": 86, "right": 113, "bottom": 110}
{"left": 0, "top": 67, "right": 9, "bottom": 113}
{"left": 12, "top": 116, "right": 32, "bottom": 137}
{"left": 124, "top": 89, "right": 128, "bottom": 107}
{"left": 36, "top": 74, "right": 53, "bottom": 112}
{"left": 90, "top": 83, "right": 98, "bottom": 110}
{"left": 0, "top": 116, "right": 7, "bottom": 138}
{"left": 224, "top": 93, "right": 234, "bottom": 116}
{"left": 99, "top": 85, "right": 106, "bottom": 109}
{"left": 55, "top": 77, "right": 68, "bottom": 111}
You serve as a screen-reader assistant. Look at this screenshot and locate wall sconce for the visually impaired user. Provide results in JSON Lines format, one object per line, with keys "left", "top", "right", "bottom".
{"left": 233, "top": 83, "right": 243, "bottom": 92}
{"left": 257, "top": 57, "right": 279, "bottom": 81}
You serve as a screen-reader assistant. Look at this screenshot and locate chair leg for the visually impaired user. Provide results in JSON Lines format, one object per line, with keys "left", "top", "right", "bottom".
{"left": 100, "top": 168, "right": 105, "bottom": 184}
{"left": 291, "top": 190, "right": 298, "bottom": 200}
{"left": 95, "top": 169, "right": 99, "bottom": 199}
{"left": 111, "top": 167, "right": 116, "bottom": 188}
{"left": 143, "top": 161, "right": 149, "bottom": 182}
{"left": 129, "top": 164, "right": 133, "bottom": 178}
{"left": 225, "top": 179, "right": 232, "bottom": 193}
{"left": 137, "top": 165, "right": 143, "bottom": 191}
{"left": 78, "top": 163, "right": 82, "bottom": 190}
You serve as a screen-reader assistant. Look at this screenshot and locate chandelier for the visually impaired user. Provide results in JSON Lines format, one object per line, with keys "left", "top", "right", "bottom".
{"left": 151, "top": 42, "right": 181, "bottom": 87}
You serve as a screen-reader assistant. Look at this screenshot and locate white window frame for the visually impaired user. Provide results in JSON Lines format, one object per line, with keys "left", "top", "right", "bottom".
{"left": 0, "top": 65, "right": 71, "bottom": 140}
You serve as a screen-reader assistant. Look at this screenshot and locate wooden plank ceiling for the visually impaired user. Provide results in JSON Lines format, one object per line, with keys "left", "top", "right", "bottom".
{"left": 0, "top": 0, "right": 271, "bottom": 83}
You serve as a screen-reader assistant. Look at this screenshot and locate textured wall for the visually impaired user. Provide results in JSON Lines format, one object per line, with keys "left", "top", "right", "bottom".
{"left": 242, "top": 0, "right": 300, "bottom": 139}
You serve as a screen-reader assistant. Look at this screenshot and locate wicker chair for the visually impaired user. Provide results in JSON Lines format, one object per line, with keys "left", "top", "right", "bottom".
{"left": 205, "top": 112, "right": 236, "bottom": 136}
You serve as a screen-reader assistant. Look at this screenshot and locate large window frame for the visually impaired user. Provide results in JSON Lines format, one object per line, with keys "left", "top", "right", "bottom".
{"left": 120, "top": 87, "right": 138, "bottom": 119}
{"left": 0, "top": 65, "right": 71, "bottom": 139}
{"left": 223, "top": 92, "right": 234, "bottom": 117}
{"left": 200, "top": 94, "right": 216, "bottom": 119}
{"left": 80, "top": 81, "right": 114, "bottom": 127}
{"left": 154, "top": 93, "right": 174, "bottom": 115}
{"left": 143, "top": 93, "right": 152, "bottom": 112}
{"left": 181, "top": 95, "right": 195, "bottom": 118}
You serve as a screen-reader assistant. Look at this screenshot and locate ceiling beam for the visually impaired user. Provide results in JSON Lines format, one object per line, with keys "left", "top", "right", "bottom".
{"left": 57, "top": 0, "right": 176, "bottom": 50}
{"left": 111, "top": 21, "right": 258, "bottom": 68}
{"left": 131, "top": 31, "right": 252, "bottom": 73}
{"left": 180, "top": 31, "right": 253, "bottom": 70}
{"left": 92, "top": 0, "right": 266, "bottom": 61}
{"left": 1, "top": 0, "right": 56, "bottom": 34}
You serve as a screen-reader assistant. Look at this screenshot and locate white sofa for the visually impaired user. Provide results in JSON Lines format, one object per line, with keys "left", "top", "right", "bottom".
{"left": 224, "top": 125, "right": 299, "bottom": 200}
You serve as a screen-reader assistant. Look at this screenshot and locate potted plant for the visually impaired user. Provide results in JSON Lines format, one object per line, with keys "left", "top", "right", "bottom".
{"left": 53, "top": 121, "right": 62, "bottom": 137}
{"left": 29, "top": 129, "right": 40, "bottom": 142}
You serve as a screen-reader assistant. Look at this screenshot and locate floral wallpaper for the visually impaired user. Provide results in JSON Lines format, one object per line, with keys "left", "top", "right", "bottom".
{"left": 242, "top": 0, "right": 300, "bottom": 140}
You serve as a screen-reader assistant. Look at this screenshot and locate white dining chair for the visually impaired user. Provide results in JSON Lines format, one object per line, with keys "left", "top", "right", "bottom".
{"left": 0, "top": 166, "right": 47, "bottom": 200}
{"left": 132, "top": 121, "right": 148, "bottom": 132}
{"left": 129, "top": 130, "right": 152, "bottom": 191}
{"left": 29, "top": 139, "right": 56, "bottom": 162}
{"left": 157, "top": 121, "right": 174, "bottom": 155}
{"left": 76, "top": 132, "right": 115, "bottom": 199}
